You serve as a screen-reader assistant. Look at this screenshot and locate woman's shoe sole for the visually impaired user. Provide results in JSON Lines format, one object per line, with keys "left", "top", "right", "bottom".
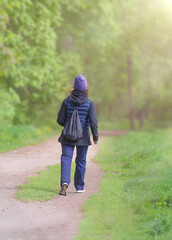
{"left": 76, "top": 189, "right": 85, "bottom": 193}
{"left": 59, "top": 183, "right": 68, "bottom": 196}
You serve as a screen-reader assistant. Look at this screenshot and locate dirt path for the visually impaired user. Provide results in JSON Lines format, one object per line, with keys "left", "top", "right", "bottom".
{"left": 0, "top": 131, "right": 126, "bottom": 240}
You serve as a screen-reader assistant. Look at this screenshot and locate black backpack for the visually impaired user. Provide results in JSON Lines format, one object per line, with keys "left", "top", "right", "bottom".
{"left": 63, "top": 109, "right": 83, "bottom": 142}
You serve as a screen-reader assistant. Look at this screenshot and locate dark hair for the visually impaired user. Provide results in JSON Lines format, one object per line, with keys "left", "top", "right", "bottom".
{"left": 70, "top": 89, "right": 89, "bottom": 97}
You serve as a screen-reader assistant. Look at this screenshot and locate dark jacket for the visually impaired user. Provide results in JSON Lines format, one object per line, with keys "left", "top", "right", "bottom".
{"left": 57, "top": 90, "right": 98, "bottom": 146}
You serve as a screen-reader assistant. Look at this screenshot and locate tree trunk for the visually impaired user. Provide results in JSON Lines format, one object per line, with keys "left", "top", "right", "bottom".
{"left": 137, "top": 111, "right": 145, "bottom": 129}
{"left": 127, "top": 55, "right": 135, "bottom": 130}
{"left": 108, "top": 104, "right": 113, "bottom": 121}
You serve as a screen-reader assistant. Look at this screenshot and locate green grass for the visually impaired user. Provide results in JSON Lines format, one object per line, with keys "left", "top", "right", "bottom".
{"left": 76, "top": 130, "right": 172, "bottom": 240}
{"left": 15, "top": 163, "right": 75, "bottom": 202}
{"left": 0, "top": 125, "right": 57, "bottom": 153}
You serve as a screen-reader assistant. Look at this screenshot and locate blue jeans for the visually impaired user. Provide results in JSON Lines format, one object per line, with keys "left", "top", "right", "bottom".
{"left": 60, "top": 144, "right": 88, "bottom": 190}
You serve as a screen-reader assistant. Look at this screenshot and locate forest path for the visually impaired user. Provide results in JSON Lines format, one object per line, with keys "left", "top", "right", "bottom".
{"left": 0, "top": 130, "right": 127, "bottom": 240}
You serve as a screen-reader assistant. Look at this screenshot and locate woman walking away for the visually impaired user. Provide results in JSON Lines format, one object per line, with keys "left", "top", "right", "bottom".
{"left": 57, "top": 74, "right": 98, "bottom": 196}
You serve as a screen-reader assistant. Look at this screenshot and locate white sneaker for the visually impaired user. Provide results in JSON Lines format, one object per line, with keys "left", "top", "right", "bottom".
{"left": 76, "top": 188, "right": 85, "bottom": 193}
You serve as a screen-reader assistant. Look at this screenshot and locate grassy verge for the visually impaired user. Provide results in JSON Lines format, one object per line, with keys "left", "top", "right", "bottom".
{"left": 0, "top": 125, "right": 57, "bottom": 153}
{"left": 76, "top": 130, "right": 172, "bottom": 240}
{"left": 15, "top": 163, "right": 75, "bottom": 202}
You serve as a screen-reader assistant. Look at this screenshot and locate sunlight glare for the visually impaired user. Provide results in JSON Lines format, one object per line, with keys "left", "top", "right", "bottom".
{"left": 166, "top": 0, "right": 172, "bottom": 5}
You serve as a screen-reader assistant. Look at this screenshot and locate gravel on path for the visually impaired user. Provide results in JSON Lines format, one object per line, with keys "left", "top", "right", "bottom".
{"left": 0, "top": 136, "right": 102, "bottom": 240}
{"left": 0, "top": 131, "right": 126, "bottom": 240}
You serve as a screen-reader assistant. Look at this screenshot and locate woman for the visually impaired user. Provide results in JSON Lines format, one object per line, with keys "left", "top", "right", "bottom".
{"left": 57, "top": 74, "right": 98, "bottom": 196}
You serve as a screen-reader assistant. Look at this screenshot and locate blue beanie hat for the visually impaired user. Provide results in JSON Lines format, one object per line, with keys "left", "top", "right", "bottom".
{"left": 74, "top": 75, "right": 87, "bottom": 91}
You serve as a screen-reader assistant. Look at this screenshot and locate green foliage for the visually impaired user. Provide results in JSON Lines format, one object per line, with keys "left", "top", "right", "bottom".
{"left": 0, "top": 125, "right": 55, "bottom": 152}
{"left": 0, "top": 0, "right": 172, "bottom": 127}
{"left": 15, "top": 162, "right": 75, "bottom": 202}
{"left": 0, "top": 0, "right": 83, "bottom": 125}
{"left": 0, "top": 87, "right": 19, "bottom": 124}
{"left": 76, "top": 131, "right": 172, "bottom": 240}
{"left": 71, "top": 0, "right": 172, "bottom": 123}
